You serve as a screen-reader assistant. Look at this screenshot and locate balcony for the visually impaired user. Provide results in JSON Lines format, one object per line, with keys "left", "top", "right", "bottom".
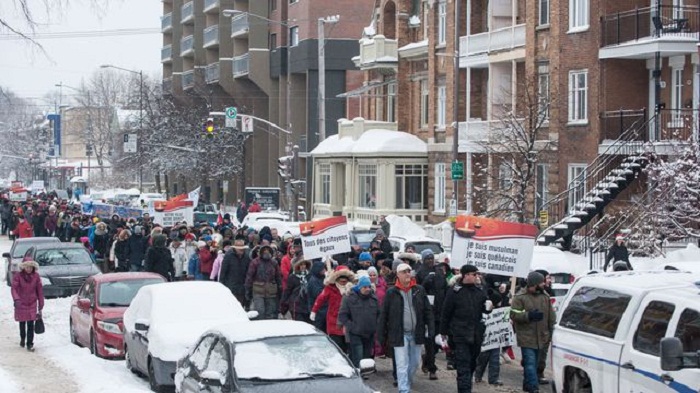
{"left": 181, "top": 1, "right": 194, "bottom": 24}
{"left": 459, "top": 24, "right": 526, "bottom": 66}
{"left": 353, "top": 35, "right": 398, "bottom": 71}
{"left": 205, "top": 62, "right": 220, "bottom": 84}
{"left": 182, "top": 70, "right": 194, "bottom": 90}
{"left": 162, "top": 77, "right": 172, "bottom": 94}
{"left": 601, "top": 5, "right": 700, "bottom": 59}
{"left": 458, "top": 121, "right": 491, "bottom": 152}
{"left": 233, "top": 53, "right": 250, "bottom": 78}
{"left": 231, "top": 13, "right": 249, "bottom": 37}
{"left": 161, "top": 45, "right": 172, "bottom": 63}
{"left": 161, "top": 12, "right": 172, "bottom": 32}
{"left": 180, "top": 35, "right": 194, "bottom": 57}
{"left": 203, "top": 0, "right": 219, "bottom": 13}
{"left": 203, "top": 25, "right": 219, "bottom": 48}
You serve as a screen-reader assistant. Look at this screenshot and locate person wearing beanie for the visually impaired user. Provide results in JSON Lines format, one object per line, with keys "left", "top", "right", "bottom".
{"left": 373, "top": 228, "right": 393, "bottom": 258}
{"left": 244, "top": 244, "right": 282, "bottom": 320}
{"left": 357, "top": 251, "right": 373, "bottom": 271}
{"left": 338, "top": 274, "right": 380, "bottom": 368}
{"left": 604, "top": 235, "right": 631, "bottom": 272}
{"left": 440, "top": 264, "right": 492, "bottom": 391}
{"left": 127, "top": 225, "right": 148, "bottom": 272}
{"left": 415, "top": 248, "right": 445, "bottom": 380}
{"left": 510, "top": 271, "right": 556, "bottom": 393}
{"left": 306, "top": 261, "right": 329, "bottom": 332}
{"left": 143, "top": 234, "right": 175, "bottom": 281}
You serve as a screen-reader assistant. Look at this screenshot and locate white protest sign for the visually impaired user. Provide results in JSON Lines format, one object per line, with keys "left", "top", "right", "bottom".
{"left": 151, "top": 200, "right": 195, "bottom": 227}
{"left": 450, "top": 215, "right": 537, "bottom": 278}
{"left": 299, "top": 216, "right": 352, "bottom": 260}
{"left": 9, "top": 191, "right": 27, "bottom": 202}
{"left": 481, "top": 307, "right": 516, "bottom": 351}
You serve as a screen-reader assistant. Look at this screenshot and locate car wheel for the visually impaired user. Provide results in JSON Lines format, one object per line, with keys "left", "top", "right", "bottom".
{"left": 69, "top": 319, "right": 81, "bottom": 347}
{"left": 5, "top": 264, "right": 10, "bottom": 287}
{"left": 148, "top": 356, "right": 163, "bottom": 393}
{"left": 125, "top": 346, "right": 137, "bottom": 374}
{"left": 90, "top": 331, "right": 101, "bottom": 358}
{"left": 566, "top": 369, "right": 592, "bottom": 393}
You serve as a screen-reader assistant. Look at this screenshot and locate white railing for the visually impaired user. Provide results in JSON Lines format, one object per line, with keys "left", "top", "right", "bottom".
{"left": 458, "top": 120, "right": 491, "bottom": 142}
{"left": 203, "top": 0, "right": 219, "bottom": 12}
{"left": 161, "top": 12, "right": 172, "bottom": 31}
{"left": 161, "top": 45, "right": 172, "bottom": 62}
{"left": 205, "top": 62, "right": 220, "bottom": 83}
{"left": 182, "top": 70, "right": 194, "bottom": 89}
{"left": 203, "top": 25, "right": 219, "bottom": 47}
{"left": 180, "top": 35, "right": 194, "bottom": 55}
{"left": 233, "top": 53, "right": 250, "bottom": 77}
{"left": 181, "top": 1, "right": 194, "bottom": 23}
{"left": 460, "top": 24, "right": 526, "bottom": 56}
{"left": 231, "top": 13, "right": 249, "bottom": 37}
{"left": 358, "top": 35, "right": 398, "bottom": 67}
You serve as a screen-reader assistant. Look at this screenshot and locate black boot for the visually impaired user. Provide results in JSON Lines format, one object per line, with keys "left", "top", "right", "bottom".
{"left": 26, "top": 343, "right": 34, "bottom": 352}
{"left": 19, "top": 339, "right": 25, "bottom": 348}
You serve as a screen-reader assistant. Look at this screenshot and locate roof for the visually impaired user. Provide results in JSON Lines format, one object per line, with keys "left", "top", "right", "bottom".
{"left": 12, "top": 238, "right": 61, "bottom": 245}
{"left": 90, "top": 272, "right": 166, "bottom": 283}
{"left": 575, "top": 271, "right": 700, "bottom": 294}
{"left": 211, "top": 320, "right": 320, "bottom": 343}
{"left": 311, "top": 129, "right": 427, "bottom": 157}
{"left": 32, "top": 242, "right": 87, "bottom": 250}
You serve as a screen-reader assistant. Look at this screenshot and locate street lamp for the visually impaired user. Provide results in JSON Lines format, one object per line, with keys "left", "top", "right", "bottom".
{"left": 100, "top": 64, "right": 144, "bottom": 191}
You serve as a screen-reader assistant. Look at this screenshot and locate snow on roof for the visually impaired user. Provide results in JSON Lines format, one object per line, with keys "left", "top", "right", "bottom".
{"left": 213, "top": 320, "right": 318, "bottom": 343}
{"left": 386, "top": 214, "right": 426, "bottom": 238}
{"left": 398, "top": 39, "right": 429, "bottom": 52}
{"left": 576, "top": 270, "right": 700, "bottom": 293}
{"left": 311, "top": 129, "right": 427, "bottom": 156}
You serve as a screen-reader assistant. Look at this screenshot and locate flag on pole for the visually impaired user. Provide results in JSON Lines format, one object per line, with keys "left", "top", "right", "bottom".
{"left": 187, "top": 187, "right": 201, "bottom": 207}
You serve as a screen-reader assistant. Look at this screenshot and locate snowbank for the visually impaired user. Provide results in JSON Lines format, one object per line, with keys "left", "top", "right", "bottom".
{"left": 0, "top": 366, "right": 19, "bottom": 393}
{"left": 385, "top": 215, "right": 426, "bottom": 238}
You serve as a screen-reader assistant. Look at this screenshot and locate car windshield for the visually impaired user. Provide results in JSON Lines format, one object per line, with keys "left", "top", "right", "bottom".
{"left": 407, "top": 242, "right": 444, "bottom": 254}
{"left": 352, "top": 232, "right": 375, "bottom": 246}
{"left": 98, "top": 279, "right": 163, "bottom": 307}
{"left": 13, "top": 242, "right": 49, "bottom": 258}
{"left": 35, "top": 248, "right": 93, "bottom": 266}
{"left": 235, "top": 335, "right": 355, "bottom": 381}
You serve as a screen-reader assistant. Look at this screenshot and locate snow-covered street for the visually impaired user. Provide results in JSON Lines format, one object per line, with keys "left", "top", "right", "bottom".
{"left": 0, "top": 237, "right": 151, "bottom": 393}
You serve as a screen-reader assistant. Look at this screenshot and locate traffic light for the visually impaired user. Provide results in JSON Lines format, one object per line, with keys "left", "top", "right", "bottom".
{"left": 86, "top": 143, "right": 93, "bottom": 157}
{"left": 278, "top": 155, "right": 293, "bottom": 179}
{"left": 205, "top": 118, "right": 214, "bottom": 133}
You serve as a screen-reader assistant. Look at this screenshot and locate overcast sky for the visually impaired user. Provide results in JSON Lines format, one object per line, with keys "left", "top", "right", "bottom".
{"left": 0, "top": 0, "right": 161, "bottom": 108}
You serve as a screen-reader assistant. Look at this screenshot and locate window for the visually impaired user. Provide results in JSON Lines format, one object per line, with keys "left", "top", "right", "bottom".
{"left": 633, "top": 301, "right": 675, "bottom": 356}
{"left": 498, "top": 162, "right": 513, "bottom": 190}
{"left": 395, "top": 164, "right": 428, "bottom": 210}
{"left": 672, "top": 67, "right": 683, "bottom": 118}
{"left": 359, "top": 164, "right": 377, "bottom": 208}
{"left": 560, "top": 286, "right": 632, "bottom": 338}
{"left": 434, "top": 163, "right": 446, "bottom": 212}
{"left": 538, "top": 63, "right": 550, "bottom": 122}
{"left": 270, "top": 0, "right": 277, "bottom": 11}
{"left": 536, "top": 164, "right": 548, "bottom": 211}
{"left": 568, "top": 164, "right": 586, "bottom": 212}
{"left": 289, "top": 26, "right": 299, "bottom": 47}
{"left": 675, "top": 308, "right": 700, "bottom": 353}
{"left": 436, "top": 84, "right": 447, "bottom": 129}
{"left": 387, "top": 83, "right": 397, "bottom": 122}
{"left": 568, "top": 70, "right": 588, "bottom": 123}
{"left": 204, "top": 339, "right": 229, "bottom": 382}
{"left": 318, "top": 163, "right": 330, "bottom": 204}
{"left": 190, "top": 336, "right": 217, "bottom": 372}
{"left": 269, "top": 33, "right": 277, "bottom": 49}
{"left": 569, "top": 0, "right": 589, "bottom": 30}
{"left": 420, "top": 79, "right": 429, "bottom": 127}
{"left": 539, "top": 0, "right": 550, "bottom": 26}
{"left": 437, "top": 0, "right": 447, "bottom": 45}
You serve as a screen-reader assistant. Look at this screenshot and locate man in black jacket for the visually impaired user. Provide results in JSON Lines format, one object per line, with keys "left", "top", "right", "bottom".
{"left": 378, "top": 263, "right": 434, "bottom": 393}
{"left": 415, "top": 249, "right": 446, "bottom": 380}
{"left": 219, "top": 238, "right": 251, "bottom": 309}
{"left": 440, "top": 264, "right": 493, "bottom": 393}
{"left": 604, "top": 235, "right": 631, "bottom": 272}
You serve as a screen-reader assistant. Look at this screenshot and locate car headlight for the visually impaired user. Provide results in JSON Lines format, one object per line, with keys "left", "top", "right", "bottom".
{"left": 40, "top": 277, "right": 52, "bottom": 286}
{"left": 97, "top": 321, "right": 123, "bottom": 334}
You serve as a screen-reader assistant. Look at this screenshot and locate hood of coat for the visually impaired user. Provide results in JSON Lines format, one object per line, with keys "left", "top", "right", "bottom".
{"left": 293, "top": 258, "right": 311, "bottom": 272}
{"left": 19, "top": 260, "right": 39, "bottom": 271}
{"left": 324, "top": 267, "right": 356, "bottom": 285}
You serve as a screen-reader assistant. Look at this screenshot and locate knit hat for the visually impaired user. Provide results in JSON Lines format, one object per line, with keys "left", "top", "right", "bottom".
{"left": 359, "top": 252, "right": 372, "bottom": 262}
{"left": 353, "top": 275, "right": 372, "bottom": 293}
{"left": 185, "top": 233, "right": 195, "bottom": 241}
{"left": 460, "top": 264, "right": 479, "bottom": 275}
{"left": 223, "top": 213, "right": 231, "bottom": 221}
{"left": 527, "top": 271, "right": 545, "bottom": 287}
{"left": 197, "top": 240, "right": 207, "bottom": 248}
{"left": 421, "top": 249, "right": 435, "bottom": 260}
{"left": 376, "top": 228, "right": 385, "bottom": 237}
{"left": 391, "top": 259, "right": 403, "bottom": 271}
{"left": 535, "top": 269, "right": 549, "bottom": 278}
{"left": 367, "top": 266, "right": 378, "bottom": 276}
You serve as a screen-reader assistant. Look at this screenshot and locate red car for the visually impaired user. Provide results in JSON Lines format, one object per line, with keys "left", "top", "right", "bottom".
{"left": 69, "top": 272, "right": 166, "bottom": 358}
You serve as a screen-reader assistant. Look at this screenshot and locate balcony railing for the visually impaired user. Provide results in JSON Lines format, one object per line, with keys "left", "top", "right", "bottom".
{"left": 181, "top": 1, "right": 194, "bottom": 24}
{"left": 602, "top": 5, "right": 700, "bottom": 47}
{"left": 203, "top": 25, "right": 219, "bottom": 47}
{"left": 600, "top": 108, "right": 698, "bottom": 142}
{"left": 182, "top": 70, "right": 194, "bottom": 89}
{"left": 460, "top": 24, "right": 526, "bottom": 56}
{"left": 161, "top": 45, "right": 172, "bottom": 62}
{"left": 233, "top": 53, "right": 250, "bottom": 77}
{"left": 162, "top": 77, "right": 172, "bottom": 94}
{"left": 161, "top": 12, "right": 172, "bottom": 32}
{"left": 203, "top": 0, "right": 219, "bottom": 12}
{"left": 357, "top": 35, "right": 398, "bottom": 69}
{"left": 205, "top": 62, "right": 220, "bottom": 84}
{"left": 600, "top": 109, "right": 647, "bottom": 140}
{"left": 180, "top": 35, "right": 194, "bottom": 56}
{"left": 231, "top": 13, "right": 249, "bottom": 37}
{"left": 458, "top": 120, "right": 491, "bottom": 143}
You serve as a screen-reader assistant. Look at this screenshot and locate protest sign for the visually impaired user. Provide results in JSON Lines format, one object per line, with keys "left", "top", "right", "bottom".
{"left": 151, "top": 200, "right": 194, "bottom": 227}
{"left": 299, "top": 216, "right": 351, "bottom": 260}
{"left": 450, "top": 215, "right": 537, "bottom": 278}
{"left": 481, "top": 307, "right": 515, "bottom": 351}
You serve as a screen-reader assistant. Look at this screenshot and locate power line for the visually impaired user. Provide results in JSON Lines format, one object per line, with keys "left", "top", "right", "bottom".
{"left": 0, "top": 27, "right": 160, "bottom": 40}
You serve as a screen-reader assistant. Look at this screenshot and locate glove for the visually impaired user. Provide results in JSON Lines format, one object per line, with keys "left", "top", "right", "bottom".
{"left": 309, "top": 312, "right": 316, "bottom": 321}
{"left": 14, "top": 300, "right": 19, "bottom": 308}
{"left": 37, "top": 310, "right": 42, "bottom": 318}
{"left": 528, "top": 309, "right": 544, "bottom": 322}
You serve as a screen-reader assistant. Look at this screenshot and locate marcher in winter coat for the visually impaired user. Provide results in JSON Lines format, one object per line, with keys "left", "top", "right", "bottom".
{"left": 198, "top": 244, "right": 216, "bottom": 279}
{"left": 280, "top": 258, "right": 312, "bottom": 322}
{"left": 91, "top": 222, "right": 110, "bottom": 261}
{"left": 210, "top": 242, "right": 232, "bottom": 281}
{"left": 44, "top": 208, "right": 58, "bottom": 237}
{"left": 143, "top": 234, "right": 175, "bottom": 281}
{"left": 244, "top": 245, "right": 282, "bottom": 320}
{"left": 169, "top": 239, "right": 189, "bottom": 279}
{"left": 219, "top": 240, "right": 251, "bottom": 307}
{"left": 338, "top": 275, "right": 380, "bottom": 366}
{"left": 15, "top": 216, "right": 33, "bottom": 239}
{"left": 604, "top": 236, "right": 632, "bottom": 272}
{"left": 113, "top": 229, "right": 131, "bottom": 272}
{"left": 306, "top": 261, "right": 328, "bottom": 332}
{"left": 311, "top": 266, "right": 356, "bottom": 352}
{"left": 11, "top": 260, "right": 44, "bottom": 351}
{"left": 127, "top": 225, "right": 148, "bottom": 271}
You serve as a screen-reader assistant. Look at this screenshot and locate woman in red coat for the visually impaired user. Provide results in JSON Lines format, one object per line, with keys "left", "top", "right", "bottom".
{"left": 15, "top": 215, "right": 33, "bottom": 238}
{"left": 11, "top": 260, "right": 44, "bottom": 351}
{"left": 310, "top": 265, "right": 356, "bottom": 353}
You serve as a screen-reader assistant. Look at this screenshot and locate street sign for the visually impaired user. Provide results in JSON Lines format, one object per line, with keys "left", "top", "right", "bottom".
{"left": 225, "top": 116, "right": 236, "bottom": 128}
{"left": 241, "top": 115, "right": 254, "bottom": 133}
{"left": 539, "top": 210, "right": 548, "bottom": 227}
{"left": 449, "top": 199, "right": 457, "bottom": 217}
{"left": 451, "top": 161, "right": 464, "bottom": 180}
{"left": 123, "top": 133, "right": 138, "bottom": 153}
{"left": 225, "top": 107, "right": 237, "bottom": 119}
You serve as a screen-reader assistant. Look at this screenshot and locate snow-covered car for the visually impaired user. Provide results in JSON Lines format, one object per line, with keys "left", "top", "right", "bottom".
{"left": 240, "top": 212, "right": 300, "bottom": 237}
{"left": 123, "top": 281, "right": 257, "bottom": 392}
{"left": 175, "top": 320, "right": 376, "bottom": 393}
{"left": 654, "top": 260, "right": 700, "bottom": 274}
{"left": 4, "top": 237, "right": 60, "bottom": 286}
{"left": 388, "top": 235, "right": 449, "bottom": 263}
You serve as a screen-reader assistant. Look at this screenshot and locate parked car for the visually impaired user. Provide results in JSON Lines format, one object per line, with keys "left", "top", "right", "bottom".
{"left": 123, "top": 281, "right": 257, "bottom": 392}
{"left": 69, "top": 272, "right": 166, "bottom": 359}
{"left": 388, "top": 235, "right": 450, "bottom": 263}
{"left": 174, "top": 320, "right": 376, "bottom": 393}
{"left": 552, "top": 270, "right": 700, "bottom": 392}
{"left": 22, "top": 243, "right": 101, "bottom": 298}
{"left": 349, "top": 229, "right": 376, "bottom": 251}
{"left": 4, "top": 237, "right": 60, "bottom": 286}
{"left": 654, "top": 260, "right": 700, "bottom": 274}
{"left": 240, "top": 212, "right": 300, "bottom": 237}
{"left": 530, "top": 245, "right": 580, "bottom": 311}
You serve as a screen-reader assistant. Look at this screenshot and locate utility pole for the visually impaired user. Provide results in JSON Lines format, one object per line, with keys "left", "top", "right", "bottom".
{"left": 452, "top": 0, "right": 461, "bottom": 212}
{"left": 317, "top": 15, "right": 339, "bottom": 142}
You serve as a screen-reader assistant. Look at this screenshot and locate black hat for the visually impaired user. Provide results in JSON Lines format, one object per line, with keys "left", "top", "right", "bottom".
{"left": 527, "top": 271, "right": 545, "bottom": 287}
{"left": 293, "top": 237, "right": 302, "bottom": 246}
{"left": 535, "top": 269, "right": 549, "bottom": 278}
{"left": 460, "top": 264, "right": 479, "bottom": 275}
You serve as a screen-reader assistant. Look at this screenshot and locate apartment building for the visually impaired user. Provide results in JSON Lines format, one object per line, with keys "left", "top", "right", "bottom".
{"left": 311, "top": 0, "right": 699, "bottom": 228}
{"left": 160, "top": 0, "right": 374, "bottom": 205}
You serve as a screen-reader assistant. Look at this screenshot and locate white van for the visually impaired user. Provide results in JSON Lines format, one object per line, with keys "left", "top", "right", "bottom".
{"left": 551, "top": 271, "right": 700, "bottom": 393}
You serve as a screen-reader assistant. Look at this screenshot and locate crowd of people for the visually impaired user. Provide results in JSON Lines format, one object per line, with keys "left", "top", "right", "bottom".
{"left": 4, "top": 194, "right": 559, "bottom": 393}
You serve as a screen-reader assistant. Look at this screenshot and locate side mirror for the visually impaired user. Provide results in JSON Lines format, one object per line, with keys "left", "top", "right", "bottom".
{"left": 2, "top": 252, "right": 10, "bottom": 259}
{"left": 77, "top": 298, "right": 92, "bottom": 310}
{"left": 660, "top": 337, "right": 684, "bottom": 371}
{"left": 246, "top": 310, "right": 259, "bottom": 320}
{"left": 359, "top": 358, "right": 376, "bottom": 376}
{"left": 134, "top": 319, "right": 150, "bottom": 333}
{"left": 200, "top": 370, "right": 224, "bottom": 387}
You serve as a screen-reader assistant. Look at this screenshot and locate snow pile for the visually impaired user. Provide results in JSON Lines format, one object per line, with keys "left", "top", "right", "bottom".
{"left": 0, "top": 367, "right": 19, "bottom": 393}
{"left": 386, "top": 214, "right": 426, "bottom": 238}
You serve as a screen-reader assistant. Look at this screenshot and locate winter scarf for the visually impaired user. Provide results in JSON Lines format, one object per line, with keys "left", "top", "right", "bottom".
{"left": 395, "top": 277, "right": 417, "bottom": 293}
